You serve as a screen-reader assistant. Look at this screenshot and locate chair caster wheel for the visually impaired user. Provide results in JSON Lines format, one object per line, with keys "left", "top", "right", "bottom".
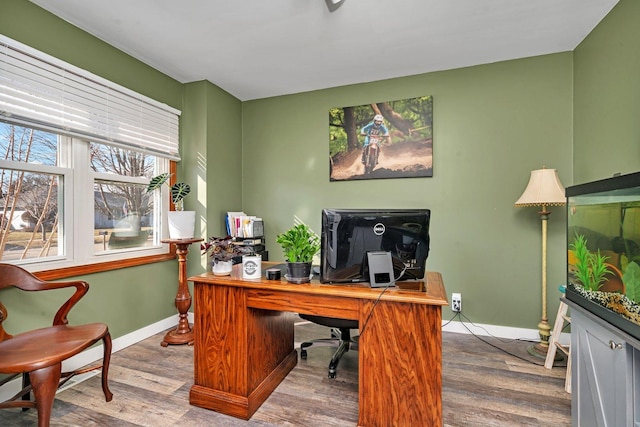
{"left": 328, "top": 371, "right": 336, "bottom": 379}
{"left": 300, "top": 350, "right": 307, "bottom": 359}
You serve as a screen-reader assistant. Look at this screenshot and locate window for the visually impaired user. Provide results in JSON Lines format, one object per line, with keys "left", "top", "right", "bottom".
{"left": 0, "top": 35, "right": 181, "bottom": 278}
{"left": 0, "top": 121, "right": 170, "bottom": 272}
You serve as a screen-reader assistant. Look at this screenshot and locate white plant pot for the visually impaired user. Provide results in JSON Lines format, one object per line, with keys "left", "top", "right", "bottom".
{"left": 167, "top": 211, "right": 196, "bottom": 239}
{"left": 212, "top": 260, "right": 233, "bottom": 276}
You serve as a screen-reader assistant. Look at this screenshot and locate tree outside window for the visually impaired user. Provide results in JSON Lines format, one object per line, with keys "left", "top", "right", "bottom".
{"left": 0, "top": 121, "right": 167, "bottom": 267}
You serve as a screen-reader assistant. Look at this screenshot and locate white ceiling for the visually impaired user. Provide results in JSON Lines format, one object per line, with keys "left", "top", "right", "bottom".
{"left": 29, "top": 0, "right": 619, "bottom": 101}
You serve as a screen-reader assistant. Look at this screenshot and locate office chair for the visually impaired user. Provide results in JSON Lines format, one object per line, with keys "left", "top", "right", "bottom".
{"left": 0, "top": 264, "right": 113, "bottom": 427}
{"left": 299, "top": 314, "right": 359, "bottom": 378}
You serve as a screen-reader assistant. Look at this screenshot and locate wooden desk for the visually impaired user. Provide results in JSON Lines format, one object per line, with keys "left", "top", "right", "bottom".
{"left": 188, "top": 267, "right": 447, "bottom": 426}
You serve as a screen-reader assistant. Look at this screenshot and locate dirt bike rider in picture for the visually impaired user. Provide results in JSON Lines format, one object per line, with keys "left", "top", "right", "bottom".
{"left": 360, "top": 114, "right": 390, "bottom": 166}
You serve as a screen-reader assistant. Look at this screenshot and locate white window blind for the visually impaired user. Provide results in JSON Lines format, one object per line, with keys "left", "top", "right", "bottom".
{"left": 0, "top": 35, "right": 181, "bottom": 160}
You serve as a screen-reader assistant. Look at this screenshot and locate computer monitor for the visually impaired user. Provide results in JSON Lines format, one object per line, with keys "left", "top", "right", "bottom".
{"left": 320, "top": 208, "right": 430, "bottom": 284}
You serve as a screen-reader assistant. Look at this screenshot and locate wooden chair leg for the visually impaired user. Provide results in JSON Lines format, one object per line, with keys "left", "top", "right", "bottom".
{"left": 21, "top": 373, "right": 31, "bottom": 410}
{"left": 101, "top": 332, "right": 113, "bottom": 401}
{"left": 29, "top": 363, "right": 62, "bottom": 427}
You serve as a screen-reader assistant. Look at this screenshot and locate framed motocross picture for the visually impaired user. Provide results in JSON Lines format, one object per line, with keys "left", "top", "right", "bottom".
{"left": 328, "top": 95, "right": 433, "bottom": 181}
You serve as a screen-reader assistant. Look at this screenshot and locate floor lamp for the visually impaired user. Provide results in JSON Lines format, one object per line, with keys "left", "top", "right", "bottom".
{"left": 515, "top": 167, "right": 566, "bottom": 358}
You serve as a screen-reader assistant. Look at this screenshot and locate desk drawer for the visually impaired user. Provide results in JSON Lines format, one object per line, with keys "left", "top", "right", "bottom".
{"left": 246, "top": 289, "right": 359, "bottom": 320}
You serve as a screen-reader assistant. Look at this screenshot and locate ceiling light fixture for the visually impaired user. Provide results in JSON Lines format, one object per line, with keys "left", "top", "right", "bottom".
{"left": 325, "top": 0, "right": 345, "bottom": 12}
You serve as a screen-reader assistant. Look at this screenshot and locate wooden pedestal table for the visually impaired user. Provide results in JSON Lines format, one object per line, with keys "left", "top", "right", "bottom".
{"left": 161, "top": 238, "right": 203, "bottom": 347}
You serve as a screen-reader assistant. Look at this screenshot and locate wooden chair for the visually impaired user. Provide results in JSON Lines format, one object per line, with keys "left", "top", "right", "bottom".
{"left": 0, "top": 264, "right": 113, "bottom": 427}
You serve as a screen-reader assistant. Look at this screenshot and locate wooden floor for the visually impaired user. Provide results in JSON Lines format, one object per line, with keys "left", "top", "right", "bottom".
{"left": 0, "top": 318, "right": 571, "bottom": 426}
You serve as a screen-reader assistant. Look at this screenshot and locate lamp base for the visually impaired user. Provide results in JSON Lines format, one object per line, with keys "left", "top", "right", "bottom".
{"left": 530, "top": 318, "right": 553, "bottom": 360}
{"left": 527, "top": 342, "right": 564, "bottom": 361}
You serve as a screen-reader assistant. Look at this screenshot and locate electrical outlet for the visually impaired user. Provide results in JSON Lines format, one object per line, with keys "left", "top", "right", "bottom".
{"left": 451, "top": 293, "right": 462, "bottom": 312}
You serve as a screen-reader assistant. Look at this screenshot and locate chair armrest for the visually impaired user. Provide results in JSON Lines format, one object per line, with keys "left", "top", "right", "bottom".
{"left": 1, "top": 264, "right": 91, "bottom": 331}
{"left": 42, "top": 280, "right": 90, "bottom": 326}
{"left": 18, "top": 278, "right": 90, "bottom": 326}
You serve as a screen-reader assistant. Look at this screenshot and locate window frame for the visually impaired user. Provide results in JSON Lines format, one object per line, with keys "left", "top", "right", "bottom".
{"left": 36, "top": 162, "right": 178, "bottom": 281}
{"left": 1, "top": 34, "right": 183, "bottom": 280}
{"left": 0, "top": 127, "right": 178, "bottom": 280}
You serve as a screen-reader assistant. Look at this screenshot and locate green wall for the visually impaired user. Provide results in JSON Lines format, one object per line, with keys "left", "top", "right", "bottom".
{"left": 573, "top": 0, "right": 640, "bottom": 184}
{"left": 0, "top": 0, "right": 241, "bottom": 338}
{"left": 3, "top": 0, "right": 638, "bottom": 337}
{"left": 242, "top": 54, "right": 573, "bottom": 328}
{"left": 182, "top": 80, "right": 244, "bottom": 273}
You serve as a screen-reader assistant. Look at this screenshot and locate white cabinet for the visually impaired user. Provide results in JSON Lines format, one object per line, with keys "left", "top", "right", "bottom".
{"left": 569, "top": 301, "right": 640, "bottom": 427}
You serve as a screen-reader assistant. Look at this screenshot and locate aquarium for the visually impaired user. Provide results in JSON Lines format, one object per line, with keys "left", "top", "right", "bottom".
{"left": 566, "top": 171, "right": 640, "bottom": 340}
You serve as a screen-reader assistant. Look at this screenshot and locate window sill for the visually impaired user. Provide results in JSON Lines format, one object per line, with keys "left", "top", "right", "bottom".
{"left": 34, "top": 251, "right": 177, "bottom": 281}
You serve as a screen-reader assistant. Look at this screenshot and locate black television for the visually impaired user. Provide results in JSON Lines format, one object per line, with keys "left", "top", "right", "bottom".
{"left": 320, "top": 208, "right": 430, "bottom": 284}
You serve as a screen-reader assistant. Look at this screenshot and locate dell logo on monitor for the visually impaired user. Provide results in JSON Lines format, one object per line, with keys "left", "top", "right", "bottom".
{"left": 373, "top": 223, "right": 386, "bottom": 235}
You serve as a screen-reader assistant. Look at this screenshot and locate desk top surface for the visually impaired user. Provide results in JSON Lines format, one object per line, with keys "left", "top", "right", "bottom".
{"left": 189, "top": 264, "right": 448, "bottom": 306}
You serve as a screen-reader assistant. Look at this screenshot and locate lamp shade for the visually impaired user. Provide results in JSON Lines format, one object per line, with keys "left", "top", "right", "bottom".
{"left": 515, "top": 168, "right": 566, "bottom": 207}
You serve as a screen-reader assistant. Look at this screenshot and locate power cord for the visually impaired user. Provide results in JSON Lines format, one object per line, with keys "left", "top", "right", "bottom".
{"left": 458, "top": 312, "right": 534, "bottom": 344}
{"left": 359, "top": 264, "right": 408, "bottom": 336}
{"left": 358, "top": 284, "right": 389, "bottom": 337}
{"left": 442, "top": 311, "right": 460, "bottom": 328}
{"left": 446, "top": 311, "right": 566, "bottom": 367}
{"left": 459, "top": 310, "right": 570, "bottom": 344}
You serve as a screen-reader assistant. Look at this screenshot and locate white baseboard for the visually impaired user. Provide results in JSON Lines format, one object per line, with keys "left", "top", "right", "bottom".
{"left": 442, "top": 318, "right": 571, "bottom": 346}
{"left": 0, "top": 313, "right": 186, "bottom": 402}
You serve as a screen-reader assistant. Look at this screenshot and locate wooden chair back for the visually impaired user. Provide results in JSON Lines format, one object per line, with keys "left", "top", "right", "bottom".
{"left": 0, "top": 263, "right": 112, "bottom": 427}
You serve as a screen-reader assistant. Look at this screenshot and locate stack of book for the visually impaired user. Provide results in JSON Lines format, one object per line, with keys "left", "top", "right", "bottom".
{"left": 225, "top": 212, "right": 263, "bottom": 238}
{"left": 226, "top": 212, "right": 268, "bottom": 261}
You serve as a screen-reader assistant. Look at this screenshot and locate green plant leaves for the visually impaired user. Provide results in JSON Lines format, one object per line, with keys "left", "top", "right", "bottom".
{"left": 624, "top": 261, "right": 640, "bottom": 303}
{"left": 171, "top": 182, "right": 190, "bottom": 211}
{"left": 146, "top": 173, "right": 171, "bottom": 192}
{"left": 276, "top": 223, "right": 321, "bottom": 263}
{"left": 146, "top": 173, "right": 190, "bottom": 211}
{"left": 570, "top": 233, "right": 611, "bottom": 291}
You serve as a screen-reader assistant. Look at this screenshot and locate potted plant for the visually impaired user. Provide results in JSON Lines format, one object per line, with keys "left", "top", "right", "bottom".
{"left": 146, "top": 173, "right": 195, "bottom": 239}
{"left": 276, "top": 223, "right": 321, "bottom": 283}
{"left": 201, "top": 236, "right": 252, "bottom": 275}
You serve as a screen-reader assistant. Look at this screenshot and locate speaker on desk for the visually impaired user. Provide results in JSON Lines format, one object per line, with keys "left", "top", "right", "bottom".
{"left": 367, "top": 251, "right": 395, "bottom": 288}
